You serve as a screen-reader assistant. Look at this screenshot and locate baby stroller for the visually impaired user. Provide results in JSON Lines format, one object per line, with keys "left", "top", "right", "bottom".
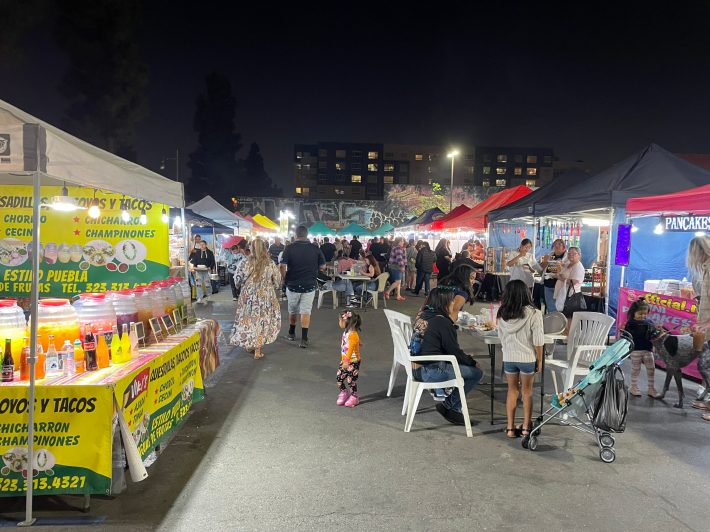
{"left": 525, "top": 337, "right": 634, "bottom": 463}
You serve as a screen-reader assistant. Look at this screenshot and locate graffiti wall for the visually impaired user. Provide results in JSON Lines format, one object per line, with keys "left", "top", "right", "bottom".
{"left": 235, "top": 185, "right": 495, "bottom": 230}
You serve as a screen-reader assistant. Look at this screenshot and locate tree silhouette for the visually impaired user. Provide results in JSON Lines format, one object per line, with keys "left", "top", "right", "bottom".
{"left": 54, "top": 0, "right": 148, "bottom": 160}
{"left": 241, "top": 142, "right": 282, "bottom": 197}
{"left": 187, "top": 72, "right": 243, "bottom": 205}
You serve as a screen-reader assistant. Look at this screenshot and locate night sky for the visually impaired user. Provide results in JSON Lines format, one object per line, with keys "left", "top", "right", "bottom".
{"left": 3, "top": 2, "right": 710, "bottom": 192}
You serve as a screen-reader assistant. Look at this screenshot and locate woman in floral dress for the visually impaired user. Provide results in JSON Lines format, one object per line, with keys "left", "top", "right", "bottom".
{"left": 230, "top": 238, "right": 282, "bottom": 359}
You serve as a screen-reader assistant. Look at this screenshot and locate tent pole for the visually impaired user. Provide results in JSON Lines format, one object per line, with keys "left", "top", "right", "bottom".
{"left": 19, "top": 167, "right": 41, "bottom": 527}
{"left": 605, "top": 207, "right": 614, "bottom": 316}
{"left": 181, "top": 207, "right": 188, "bottom": 280}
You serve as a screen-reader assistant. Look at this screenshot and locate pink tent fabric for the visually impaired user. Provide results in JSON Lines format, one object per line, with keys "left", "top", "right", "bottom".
{"left": 441, "top": 186, "right": 533, "bottom": 231}
{"left": 427, "top": 204, "right": 471, "bottom": 231}
{"left": 626, "top": 183, "right": 710, "bottom": 216}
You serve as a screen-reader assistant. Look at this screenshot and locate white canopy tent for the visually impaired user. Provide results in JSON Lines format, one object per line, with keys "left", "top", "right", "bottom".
{"left": 0, "top": 99, "right": 184, "bottom": 525}
{"left": 188, "top": 195, "right": 253, "bottom": 233}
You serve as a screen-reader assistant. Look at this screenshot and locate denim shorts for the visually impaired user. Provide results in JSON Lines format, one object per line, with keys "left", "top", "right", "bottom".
{"left": 286, "top": 288, "right": 316, "bottom": 315}
{"left": 503, "top": 361, "right": 536, "bottom": 375}
{"left": 388, "top": 267, "right": 402, "bottom": 282}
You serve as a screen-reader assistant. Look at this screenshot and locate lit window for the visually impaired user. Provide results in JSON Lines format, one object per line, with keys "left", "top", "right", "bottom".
{"left": 318, "top": 149, "right": 327, "bottom": 157}
{"left": 351, "top": 174, "right": 362, "bottom": 183}
{"left": 318, "top": 161, "right": 327, "bottom": 169}
{"left": 295, "top": 163, "right": 302, "bottom": 170}
{"left": 482, "top": 180, "right": 490, "bottom": 187}
{"left": 296, "top": 152, "right": 303, "bottom": 159}
{"left": 514, "top": 154, "right": 523, "bottom": 163}
{"left": 526, "top": 167, "right": 537, "bottom": 176}
{"left": 352, "top": 150, "right": 362, "bottom": 158}
{"left": 335, "top": 162, "right": 346, "bottom": 171}
{"left": 303, "top": 163, "right": 310, "bottom": 170}
{"left": 335, "top": 149, "right": 347, "bottom": 158}
{"left": 514, "top": 167, "right": 522, "bottom": 176}
{"left": 483, "top": 166, "right": 491, "bottom": 175}
{"left": 496, "top": 167, "right": 506, "bottom": 175}
{"left": 384, "top": 163, "right": 395, "bottom": 172}
{"left": 415, "top": 154, "right": 423, "bottom": 160}
{"left": 302, "top": 187, "right": 309, "bottom": 195}
{"left": 295, "top": 187, "right": 302, "bottom": 194}
{"left": 496, "top": 179, "right": 506, "bottom": 186}
{"left": 497, "top": 154, "right": 507, "bottom": 163}
{"left": 543, "top": 155, "right": 553, "bottom": 164}
{"left": 368, "top": 151, "right": 379, "bottom": 159}
{"left": 368, "top": 163, "right": 378, "bottom": 172}
{"left": 526, "top": 155, "right": 538, "bottom": 164}
{"left": 526, "top": 179, "right": 537, "bottom": 187}
{"left": 384, "top": 175, "right": 394, "bottom": 184}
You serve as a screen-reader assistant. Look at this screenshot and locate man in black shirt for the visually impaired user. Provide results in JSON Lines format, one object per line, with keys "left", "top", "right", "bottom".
{"left": 268, "top": 237, "right": 285, "bottom": 264}
{"left": 320, "top": 237, "right": 337, "bottom": 262}
{"left": 280, "top": 225, "right": 326, "bottom": 348}
{"left": 349, "top": 235, "right": 362, "bottom": 259}
{"left": 189, "top": 241, "right": 216, "bottom": 304}
{"left": 539, "top": 239, "right": 568, "bottom": 313}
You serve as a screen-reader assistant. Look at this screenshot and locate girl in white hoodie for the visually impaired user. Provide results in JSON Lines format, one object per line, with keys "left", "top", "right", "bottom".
{"left": 497, "top": 280, "right": 545, "bottom": 441}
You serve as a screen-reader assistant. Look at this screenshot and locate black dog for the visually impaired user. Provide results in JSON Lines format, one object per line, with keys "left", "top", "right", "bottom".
{"left": 652, "top": 333, "right": 708, "bottom": 408}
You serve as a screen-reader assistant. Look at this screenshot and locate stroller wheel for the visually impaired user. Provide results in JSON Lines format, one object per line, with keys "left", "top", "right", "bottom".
{"left": 600, "top": 434, "right": 615, "bottom": 448}
{"left": 600, "top": 448, "right": 616, "bottom": 463}
{"left": 527, "top": 435, "right": 538, "bottom": 451}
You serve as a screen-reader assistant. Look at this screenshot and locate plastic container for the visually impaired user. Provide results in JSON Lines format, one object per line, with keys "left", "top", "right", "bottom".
{"left": 132, "top": 287, "right": 153, "bottom": 336}
{"left": 35, "top": 299, "right": 80, "bottom": 350}
{"left": 74, "top": 293, "right": 117, "bottom": 336}
{"left": 158, "top": 281, "right": 177, "bottom": 317}
{"left": 146, "top": 283, "right": 165, "bottom": 318}
{"left": 0, "top": 299, "right": 28, "bottom": 367}
{"left": 112, "top": 290, "right": 140, "bottom": 334}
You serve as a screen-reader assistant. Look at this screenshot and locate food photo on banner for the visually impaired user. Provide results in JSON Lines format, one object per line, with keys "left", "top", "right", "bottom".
{"left": 0, "top": 185, "right": 170, "bottom": 300}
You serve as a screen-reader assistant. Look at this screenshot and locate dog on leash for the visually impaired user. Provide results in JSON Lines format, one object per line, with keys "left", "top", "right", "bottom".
{"left": 652, "top": 332, "right": 710, "bottom": 408}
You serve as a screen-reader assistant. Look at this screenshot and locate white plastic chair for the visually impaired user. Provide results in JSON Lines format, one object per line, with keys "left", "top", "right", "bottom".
{"left": 384, "top": 310, "right": 412, "bottom": 414}
{"left": 546, "top": 311, "right": 615, "bottom": 393}
{"left": 390, "top": 326, "right": 473, "bottom": 437}
{"left": 365, "top": 272, "right": 390, "bottom": 309}
{"left": 316, "top": 284, "right": 338, "bottom": 309}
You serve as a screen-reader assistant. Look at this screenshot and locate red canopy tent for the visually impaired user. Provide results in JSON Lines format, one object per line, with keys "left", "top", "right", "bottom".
{"left": 441, "top": 185, "right": 533, "bottom": 231}
{"left": 626, "top": 183, "right": 710, "bottom": 216}
{"left": 426, "top": 204, "right": 471, "bottom": 231}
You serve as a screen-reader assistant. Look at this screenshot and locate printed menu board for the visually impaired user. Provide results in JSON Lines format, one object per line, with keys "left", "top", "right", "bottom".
{"left": 0, "top": 185, "right": 169, "bottom": 298}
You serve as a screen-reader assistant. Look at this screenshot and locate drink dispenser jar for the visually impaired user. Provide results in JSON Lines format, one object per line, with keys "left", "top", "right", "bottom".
{"left": 74, "top": 293, "right": 117, "bottom": 336}
{"left": 158, "top": 281, "right": 177, "bottom": 316}
{"left": 146, "top": 283, "right": 165, "bottom": 318}
{"left": 169, "top": 278, "right": 185, "bottom": 312}
{"left": 112, "top": 290, "right": 140, "bottom": 333}
{"left": 35, "top": 299, "right": 80, "bottom": 349}
{"left": 0, "top": 299, "right": 28, "bottom": 367}
{"left": 132, "top": 287, "right": 153, "bottom": 335}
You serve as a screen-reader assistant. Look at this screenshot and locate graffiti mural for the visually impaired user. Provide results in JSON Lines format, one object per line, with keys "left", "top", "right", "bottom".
{"left": 235, "top": 185, "right": 496, "bottom": 230}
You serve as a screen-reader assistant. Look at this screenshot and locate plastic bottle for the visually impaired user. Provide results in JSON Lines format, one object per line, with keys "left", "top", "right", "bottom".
{"left": 110, "top": 325, "right": 121, "bottom": 362}
{"left": 96, "top": 332, "right": 109, "bottom": 369}
{"left": 129, "top": 322, "right": 139, "bottom": 354}
{"left": 84, "top": 331, "right": 98, "bottom": 371}
{"left": 60, "top": 340, "right": 72, "bottom": 372}
{"left": 120, "top": 324, "right": 131, "bottom": 361}
{"left": 63, "top": 341, "right": 75, "bottom": 376}
{"left": 73, "top": 339, "right": 85, "bottom": 374}
{"left": 35, "top": 335, "right": 46, "bottom": 380}
{"left": 20, "top": 337, "right": 30, "bottom": 381}
{"left": 45, "top": 335, "right": 60, "bottom": 375}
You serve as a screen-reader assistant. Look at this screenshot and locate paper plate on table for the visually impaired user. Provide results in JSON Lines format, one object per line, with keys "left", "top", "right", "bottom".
{"left": 115, "top": 240, "right": 147, "bottom": 265}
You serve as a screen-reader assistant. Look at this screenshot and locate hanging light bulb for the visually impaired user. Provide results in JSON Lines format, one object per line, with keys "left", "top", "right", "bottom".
{"left": 88, "top": 190, "right": 101, "bottom": 218}
{"left": 161, "top": 208, "right": 168, "bottom": 223}
{"left": 140, "top": 209, "right": 148, "bottom": 225}
{"left": 630, "top": 225, "right": 639, "bottom": 233}
{"left": 174, "top": 215, "right": 182, "bottom": 227}
{"left": 49, "top": 183, "right": 81, "bottom": 212}
{"left": 121, "top": 209, "right": 130, "bottom": 222}
{"left": 653, "top": 222, "right": 664, "bottom": 235}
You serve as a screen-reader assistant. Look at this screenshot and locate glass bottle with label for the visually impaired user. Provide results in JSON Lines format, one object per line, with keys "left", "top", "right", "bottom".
{"left": 46, "top": 335, "right": 60, "bottom": 375}
{"left": 84, "top": 331, "right": 98, "bottom": 371}
{"left": 2, "top": 338, "right": 14, "bottom": 382}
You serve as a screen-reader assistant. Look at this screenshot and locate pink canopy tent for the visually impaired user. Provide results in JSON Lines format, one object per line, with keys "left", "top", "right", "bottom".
{"left": 441, "top": 185, "right": 533, "bottom": 231}
{"left": 426, "top": 204, "right": 471, "bottom": 231}
{"left": 626, "top": 183, "right": 710, "bottom": 216}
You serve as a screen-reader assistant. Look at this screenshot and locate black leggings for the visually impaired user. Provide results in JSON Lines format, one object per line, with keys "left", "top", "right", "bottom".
{"left": 337, "top": 361, "right": 360, "bottom": 393}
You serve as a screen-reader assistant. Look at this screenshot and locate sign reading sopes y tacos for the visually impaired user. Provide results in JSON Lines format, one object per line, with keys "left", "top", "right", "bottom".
{"left": 0, "top": 185, "right": 169, "bottom": 297}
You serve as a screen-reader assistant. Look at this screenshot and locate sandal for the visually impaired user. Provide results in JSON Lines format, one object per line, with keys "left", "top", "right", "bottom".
{"left": 703, "top": 413, "right": 710, "bottom": 422}
{"left": 384, "top": 292, "right": 390, "bottom": 300}
{"left": 505, "top": 427, "right": 519, "bottom": 438}
{"left": 254, "top": 351, "right": 264, "bottom": 360}
{"left": 396, "top": 296, "right": 407, "bottom": 301}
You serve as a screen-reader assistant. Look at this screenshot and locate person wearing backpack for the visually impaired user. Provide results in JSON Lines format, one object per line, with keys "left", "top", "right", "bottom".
{"left": 410, "top": 288, "right": 483, "bottom": 425}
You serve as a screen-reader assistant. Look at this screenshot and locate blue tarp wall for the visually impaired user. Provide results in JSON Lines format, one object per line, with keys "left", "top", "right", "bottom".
{"left": 623, "top": 215, "right": 693, "bottom": 289}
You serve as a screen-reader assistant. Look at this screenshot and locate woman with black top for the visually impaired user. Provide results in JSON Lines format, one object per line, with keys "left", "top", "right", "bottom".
{"left": 437, "top": 264, "right": 477, "bottom": 316}
{"left": 411, "top": 288, "right": 483, "bottom": 425}
{"left": 435, "top": 238, "right": 453, "bottom": 279}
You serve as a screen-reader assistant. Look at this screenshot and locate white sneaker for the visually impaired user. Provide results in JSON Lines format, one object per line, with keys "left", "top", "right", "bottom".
{"left": 196, "top": 298, "right": 203, "bottom": 304}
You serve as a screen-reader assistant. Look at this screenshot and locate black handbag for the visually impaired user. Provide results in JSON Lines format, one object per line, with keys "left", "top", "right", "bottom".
{"left": 562, "top": 281, "right": 586, "bottom": 318}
